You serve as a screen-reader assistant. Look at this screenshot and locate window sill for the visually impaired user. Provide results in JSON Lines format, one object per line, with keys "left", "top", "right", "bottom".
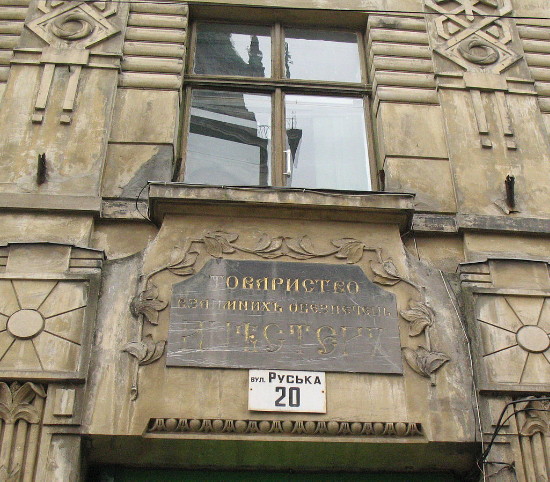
{"left": 147, "top": 183, "right": 414, "bottom": 232}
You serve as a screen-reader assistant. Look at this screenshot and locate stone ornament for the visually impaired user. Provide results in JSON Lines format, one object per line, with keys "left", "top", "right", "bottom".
{"left": 0, "top": 382, "right": 46, "bottom": 481}
{"left": 125, "top": 232, "right": 451, "bottom": 399}
{"left": 476, "top": 294, "right": 550, "bottom": 385}
{"left": 25, "top": 0, "right": 120, "bottom": 125}
{"left": 147, "top": 418, "right": 423, "bottom": 438}
{"left": 0, "top": 279, "right": 89, "bottom": 377}
{"left": 425, "top": 0, "right": 520, "bottom": 150}
{"left": 425, "top": 0, "right": 519, "bottom": 73}
{"left": 27, "top": 1, "right": 118, "bottom": 49}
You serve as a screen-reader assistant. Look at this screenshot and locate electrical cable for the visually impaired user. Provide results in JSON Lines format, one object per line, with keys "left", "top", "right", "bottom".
{"left": 439, "top": 270, "right": 487, "bottom": 482}
{"left": 135, "top": 181, "right": 151, "bottom": 221}
{"left": 478, "top": 396, "right": 550, "bottom": 467}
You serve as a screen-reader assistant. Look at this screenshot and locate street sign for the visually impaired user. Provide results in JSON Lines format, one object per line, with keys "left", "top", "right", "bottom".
{"left": 248, "top": 369, "right": 326, "bottom": 413}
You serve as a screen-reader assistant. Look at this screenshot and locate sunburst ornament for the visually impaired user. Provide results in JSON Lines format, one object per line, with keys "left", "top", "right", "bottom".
{"left": 0, "top": 279, "right": 88, "bottom": 373}
{"left": 476, "top": 295, "right": 550, "bottom": 385}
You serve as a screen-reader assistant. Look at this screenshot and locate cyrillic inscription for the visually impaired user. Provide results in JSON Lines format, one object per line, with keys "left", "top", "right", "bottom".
{"left": 167, "top": 259, "right": 403, "bottom": 373}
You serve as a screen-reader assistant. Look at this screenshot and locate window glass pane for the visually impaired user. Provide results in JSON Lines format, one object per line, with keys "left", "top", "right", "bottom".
{"left": 194, "top": 23, "right": 271, "bottom": 77}
{"left": 284, "top": 29, "right": 361, "bottom": 82}
{"left": 185, "top": 90, "right": 272, "bottom": 186}
{"left": 284, "top": 95, "right": 370, "bottom": 191}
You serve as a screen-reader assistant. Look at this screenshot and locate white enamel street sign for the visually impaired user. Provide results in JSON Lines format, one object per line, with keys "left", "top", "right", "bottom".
{"left": 248, "top": 369, "right": 326, "bottom": 413}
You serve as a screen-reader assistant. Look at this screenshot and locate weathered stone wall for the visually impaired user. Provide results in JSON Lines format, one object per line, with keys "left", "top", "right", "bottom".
{"left": 0, "top": 0, "right": 548, "bottom": 479}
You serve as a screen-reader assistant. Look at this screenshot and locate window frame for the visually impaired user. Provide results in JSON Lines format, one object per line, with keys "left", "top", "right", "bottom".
{"left": 177, "top": 18, "right": 378, "bottom": 190}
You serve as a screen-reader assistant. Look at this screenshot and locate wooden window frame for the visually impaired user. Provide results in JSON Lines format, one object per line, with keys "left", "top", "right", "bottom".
{"left": 177, "top": 19, "right": 378, "bottom": 190}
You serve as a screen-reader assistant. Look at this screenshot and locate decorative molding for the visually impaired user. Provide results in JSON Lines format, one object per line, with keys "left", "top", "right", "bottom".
{"left": 119, "top": 1, "right": 188, "bottom": 89}
{"left": 147, "top": 418, "right": 423, "bottom": 437}
{"left": 24, "top": 0, "right": 121, "bottom": 124}
{"left": 515, "top": 397, "right": 550, "bottom": 480}
{"left": 425, "top": 0, "right": 522, "bottom": 150}
{"left": 475, "top": 294, "right": 550, "bottom": 387}
{"left": 0, "top": 278, "right": 91, "bottom": 377}
{"left": 0, "top": 382, "right": 46, "bottom": 480}
{"left": 366, "top": 15, "right": 439, "bottom": 112}
{"left": 0, "top": 0, "right": 32, "bottom": 95}
{"left": 517, "top": 18, "right": 550, "bottom": 113}
{"left": 0, "top": 243, "right": 103, "bottom": 381}
{"left": 125, "top": 232, "right": 450, "bottom": 399}
{"left": 426, "top": 0, "right": 519, "bottom": 74}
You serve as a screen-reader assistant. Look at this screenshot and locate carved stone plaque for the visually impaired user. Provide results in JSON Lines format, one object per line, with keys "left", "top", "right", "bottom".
{"left": 166, "top": 259, "right": 403, "bottom": 374}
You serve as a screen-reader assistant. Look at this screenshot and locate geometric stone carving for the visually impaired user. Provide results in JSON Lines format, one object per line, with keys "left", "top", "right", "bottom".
{"left": 460, "top": 259, "right": 550, "bottom": 481}
{"left": 0, "top": 243, "right": 103, "bottom": 381}
{"left": 0, "top": 279, "right": 89, "bottom": 375}
{"left": 147, "top": 418, "right": 424, "bottom": 438}
{"left": 25, "top": 0, "right": 120, "bottom": 124}
{"left": 476, "top": 294, "right": 550, "bottom": 386}
{"left": 425, "top": 0, "right": 521, "bottom": 149}
{"left": 426, "top": 0, "right": 521, "bottom": 74}
{"left": 27, "top": 2, "right": 119, "bottom": 50}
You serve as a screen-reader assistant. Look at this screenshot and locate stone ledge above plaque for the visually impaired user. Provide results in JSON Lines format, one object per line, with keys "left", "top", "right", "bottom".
{"left": 166, "top": 259, "right": 403, "bottom": 374}
{"left": 147, "top": 183, "right": 414, "bottom": 230}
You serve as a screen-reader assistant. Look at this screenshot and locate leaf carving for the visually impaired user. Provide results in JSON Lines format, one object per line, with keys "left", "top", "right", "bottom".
{"left": 0, "top": 383, "right": 11, "bottom": 407}
{"left": 370, "top": 259, "right": 401, "bottom": 285}
{"left": 203, "top": 231, "right": 238, "bottom": 258}
{"left": 123, "top": 335, "right": 166, "bottom": 366}
{"left": 168, "top": 250, "right": 199, "bottom": 276}
{"left": 13, "top": 382, "right": 46, "bottom": 405}
{"left": 0, "top": 465, "right": 20, "bottom": 482}
{"left": 130, "top": 284, "right": 168, "bottom": 325}
{"left": 285, "top": 236, "right": 319, "bottom": 259}
{"left": 332, "top": 238, "right": 365, "bottom": 264}
{"left": 400, "top": 301, "right": 435, "bottom": 337}
{"left": 250, "top": 234, "right": 284, "bottom": 258}
{"left": 0, "top": 382, "right": 46, "bottom": 424}
{"left": 402, "top": 346, "right": 450, "bottom": 378}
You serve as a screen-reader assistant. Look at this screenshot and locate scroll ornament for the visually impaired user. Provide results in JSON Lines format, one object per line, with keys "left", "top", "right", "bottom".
{"left": 124, "top": 232, "right": 451, "bottom": 399}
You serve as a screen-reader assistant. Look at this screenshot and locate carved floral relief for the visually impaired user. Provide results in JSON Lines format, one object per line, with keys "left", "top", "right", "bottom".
{"left": 124, "top": 232, "right": 452, "bottom": 399}
{"left": 0, "top": 381, "right": 46, "bottom": 480}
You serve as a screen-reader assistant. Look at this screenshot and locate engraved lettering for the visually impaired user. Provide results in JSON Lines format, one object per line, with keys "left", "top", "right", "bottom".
{"left": 256, "top": 277, "right": 269, "bottom": 290}
{"left": 286, "top": 279, "right": 299, "bottom": 292}
{"left": 209, "top": 275, "right": 225, "bottom": 289}
{"left": 317, "top": 326, "right": 337, "bottom": 355}
{"left": 333, "top": 281, "right": 345, "bottom": 293}
{"left": 302, "top": 279, "right": 315, "bottom": 292}
{"left": 264, "top": 323, "right": 284, "bottom": 352}
{"left": 347, "top": 281, "right": 360, "bottom": 294}
{"left": 226, "top": 276, "right": 238, "bottom": 289}
{"left": 272, "top": 278, "right": 284, "bottom": 290}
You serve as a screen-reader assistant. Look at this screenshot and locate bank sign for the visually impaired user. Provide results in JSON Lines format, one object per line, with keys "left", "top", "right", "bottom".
{"left": 166, "top": 259, "right": 402, "bottom": 374}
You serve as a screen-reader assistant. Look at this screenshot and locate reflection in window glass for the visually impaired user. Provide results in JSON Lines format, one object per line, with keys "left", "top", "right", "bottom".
{"left": 185, "top": 90, "right": 272, "bottom": 186}
{"left": 284, "top": 95, "right": 370, "bottom": 190}
{"left": 194, "top": 23, "right": 271, "bottom": 77}
{"left": 284, "top": 29, "right": 361, "bottom": 82}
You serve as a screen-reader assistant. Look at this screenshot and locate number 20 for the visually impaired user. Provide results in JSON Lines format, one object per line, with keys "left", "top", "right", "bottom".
{"left": 275, "top": 386, "right": 300, "bottom": 407}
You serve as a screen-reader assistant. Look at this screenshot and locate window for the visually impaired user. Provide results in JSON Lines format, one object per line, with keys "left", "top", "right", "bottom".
{"left": 178, "top": 21, "right": 373, "bottom": 191}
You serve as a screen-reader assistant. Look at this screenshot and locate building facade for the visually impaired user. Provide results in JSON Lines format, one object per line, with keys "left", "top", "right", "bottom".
{"left": 0, "top": 0, "right": 549, "bottom": 479}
